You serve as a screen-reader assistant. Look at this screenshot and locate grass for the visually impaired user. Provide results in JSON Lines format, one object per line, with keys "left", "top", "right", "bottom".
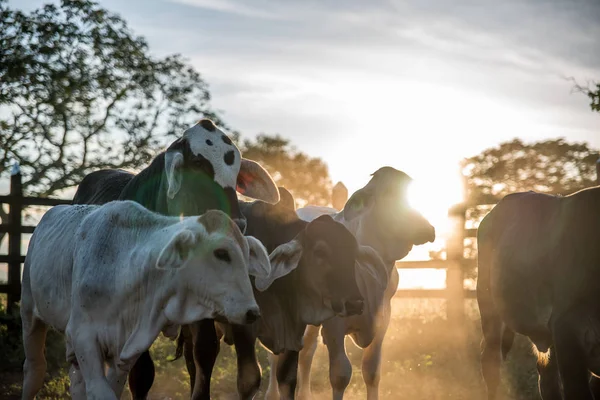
{"left": 0, "top": 297, "right": 542, "bottom": 399}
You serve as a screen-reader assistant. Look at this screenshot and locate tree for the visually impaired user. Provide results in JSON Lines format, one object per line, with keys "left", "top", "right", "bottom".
{"left": 584, "top": 82, "right": 600, "bottom": 113}
{"left": 572, "top": 80, "right": 600, "bottom": 113}
{"left": 461, "top": 138, "right": 599, "bottom": 205}
{"left": 239, "top": 134, "right": 332, "bottom": 207}
{"left": 0, "top": 0, "right": 223, "bottom": 198}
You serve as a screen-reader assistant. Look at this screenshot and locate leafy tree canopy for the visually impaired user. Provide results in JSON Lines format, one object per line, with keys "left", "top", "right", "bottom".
{"left": 0, "top": 0, "right": 333, "bottom": 212}
{"left": 0, "top": 0, "right": 223, "bottom": 197}
{"left": 462, "top": 138, "right": 599, "bottom": 205}
{"left": 239, "top": 134, "right": 332, "bottom": 207}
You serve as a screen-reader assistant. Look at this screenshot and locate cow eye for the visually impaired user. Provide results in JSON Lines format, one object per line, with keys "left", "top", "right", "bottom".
{"left": 214, "top": 249, "right": 231, "bottom": 262}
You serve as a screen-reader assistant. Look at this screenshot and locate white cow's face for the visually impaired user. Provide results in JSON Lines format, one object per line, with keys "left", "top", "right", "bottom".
{"left": 157, "top": 210, "right": 264, "bottom": 325}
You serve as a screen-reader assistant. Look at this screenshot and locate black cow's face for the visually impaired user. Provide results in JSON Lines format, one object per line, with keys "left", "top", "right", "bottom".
{"left": 241, "top": 191, "right": 364, "bottom": 317}
{"left": 343, "top": 167, "right": 435, "bottom": 262}
{"left": 162, "top": 119, "right": 280, "bottom": 232}
{"left": 300, "top": 215, "right": 364, "bottom": 317}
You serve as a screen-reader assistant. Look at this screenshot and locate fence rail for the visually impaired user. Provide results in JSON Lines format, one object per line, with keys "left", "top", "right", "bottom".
{"left": 0, "top": 171, "right": 72, "bottom": 310}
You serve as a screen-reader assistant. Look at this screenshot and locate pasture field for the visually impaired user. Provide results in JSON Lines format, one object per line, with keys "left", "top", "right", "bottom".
{"left": 0, "top": 297, "right": 541, "bottom": 399}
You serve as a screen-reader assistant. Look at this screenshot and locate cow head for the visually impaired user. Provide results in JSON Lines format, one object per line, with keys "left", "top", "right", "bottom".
{"left": 242, "top": 194, "right": 364, "bottom": 318}
{"left": 157, "top": 210, "right": 265, "bottom": 326}
{"left": 343, "top": 167, "right": 435, "bottom": 263}
{"left": 162, "top": 119, "right": 279, "bottom": 232}
{"left": 240, "top": 190, "right": 365, "bottom": 352}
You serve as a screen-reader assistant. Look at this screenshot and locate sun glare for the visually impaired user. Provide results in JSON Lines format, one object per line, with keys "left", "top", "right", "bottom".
{"left": 391, "top": 172, "right": 466, "bottom": 289}
{"left": 407, "top": 173, "right": 464, "bottom": 238}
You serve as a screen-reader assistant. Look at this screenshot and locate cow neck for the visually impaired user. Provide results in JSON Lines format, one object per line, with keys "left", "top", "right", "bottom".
{"left": 252, "top": 270, "right": 306, "bottom": 353}
{"left": 111, "top": 226, "right": 180, "bottom": 365}
{"left": 119, "top": 152, "right": 167, "bottom": 213}
{"left": 336, "top": 212, "right": 396, "bottom": 268}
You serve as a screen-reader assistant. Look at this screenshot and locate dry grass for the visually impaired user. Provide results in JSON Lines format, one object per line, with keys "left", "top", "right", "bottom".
{"left": 1, "top": 298, "right": 542, "bottom": 399}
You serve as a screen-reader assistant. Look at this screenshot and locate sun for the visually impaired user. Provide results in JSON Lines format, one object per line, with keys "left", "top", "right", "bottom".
{"left": 407, "top": 172, "right": 465, "bottom": 239}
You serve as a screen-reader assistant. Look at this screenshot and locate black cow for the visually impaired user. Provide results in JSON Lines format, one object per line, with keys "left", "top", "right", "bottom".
{"left": 478, "top": 187, "right": 600, "bottom": 400}
{"left": 72, "top": 119, "right": 280, "bottom": 399}
{"left": 177, "top": 188, "right": 383, "bottom": 400}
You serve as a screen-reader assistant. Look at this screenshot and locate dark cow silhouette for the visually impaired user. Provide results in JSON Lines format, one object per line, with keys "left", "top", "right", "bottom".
{"left": 478, "top": 187, "right": 600, "bottom": 400}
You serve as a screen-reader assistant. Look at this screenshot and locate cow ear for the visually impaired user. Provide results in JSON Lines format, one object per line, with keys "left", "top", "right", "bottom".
{"left": 164, "top": 151, "right": 185, "bottom": 199}
{"left": 277, "top": 186, "right": 296, "bottom": 210}
{"left": 237, "top": 158, "right": 280, "bottom": 204}
{"left": 245, "top": 236, "right": 271, "bottom": 279}
{"left": 156, "top": 229, "right": 197, "bottom": 270}
{"left": 254, "top": 240, "right": 303, "bottom": 291}
{"left": 343, "top": 188, "right": 373, "bottom": 221}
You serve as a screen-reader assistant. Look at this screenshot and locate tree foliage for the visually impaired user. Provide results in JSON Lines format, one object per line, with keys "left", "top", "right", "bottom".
{"left": 461, "top": 138, "right": 599, "bottom": 205}
{"left": 0, "top": 0, "right": 334, "bottom": 213}
{"left": 585, "top": 82, "right": 600, "bottom": 113}
{"left": 239, "top": 134, "right": 332, "bottom": 206}
{"left": 573, "top": 80, "right": 600, "bottom": 113}
{"left": 0, "top": 0, "right": 223, "bottom": 197}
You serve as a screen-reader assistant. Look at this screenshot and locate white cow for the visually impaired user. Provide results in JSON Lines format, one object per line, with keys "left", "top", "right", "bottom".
{"left": 20, "top": 201, "right": 270, "bottom": 400}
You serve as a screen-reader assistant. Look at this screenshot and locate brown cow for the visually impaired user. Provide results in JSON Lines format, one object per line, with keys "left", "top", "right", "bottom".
{"left": 478, "top": 187, "right": 600, "bottom": 400}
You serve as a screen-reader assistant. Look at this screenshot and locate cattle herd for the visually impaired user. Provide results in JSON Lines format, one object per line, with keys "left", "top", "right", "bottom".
{"left": 17, "top": 118, "right": 600, "bottom": 400}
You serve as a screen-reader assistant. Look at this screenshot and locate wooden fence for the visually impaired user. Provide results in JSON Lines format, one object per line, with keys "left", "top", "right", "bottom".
{"left": 6, "top": 165, "right": 600, "bottom": 321}
{"left": 393, "top": 203, "right": 478, "bottom": 322}
{"left": 0, "top": 170, "right": 71, "bottom": 311}
{"left": 0, "top": 173, "right": 483, "bottom": 322}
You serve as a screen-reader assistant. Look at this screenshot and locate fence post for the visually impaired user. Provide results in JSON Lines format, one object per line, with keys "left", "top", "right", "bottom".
{"left": 7, "top": 166, "right": 23, "bottom": 312}
{"left": 331, "top": 182, "right": 348, "bottom": 211}
{"left": 446, "top": 203, "right": 466, "bottom": 323}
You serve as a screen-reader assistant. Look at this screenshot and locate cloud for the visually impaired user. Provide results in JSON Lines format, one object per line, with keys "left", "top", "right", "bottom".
{"left": 168, "top": 0, "right": 285, "bottom": 19}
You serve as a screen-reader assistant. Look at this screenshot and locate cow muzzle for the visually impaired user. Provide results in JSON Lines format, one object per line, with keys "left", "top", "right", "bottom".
{"left": 214, "top": 306, "right": 261, "bottom": 325}
{"left": 414, "top": 224, "right": 435, "bottom": 245}
{"left": 327, "top": 298, "right": 364, "bottom": 317}
{"left": 244, "top": 308, "right": 261, "bottom": 324}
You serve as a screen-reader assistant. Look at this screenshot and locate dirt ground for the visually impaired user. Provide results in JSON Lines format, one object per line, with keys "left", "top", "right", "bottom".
{"left": 1, "top": 298, "right": 542, "bottom": 399}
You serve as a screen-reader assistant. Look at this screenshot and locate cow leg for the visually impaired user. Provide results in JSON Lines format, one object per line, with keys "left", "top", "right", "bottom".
{"left": 322, "top": 320, "right": 351, "bottom": 400}
{"left": 70, "top": 333, "right": 117, "bottom": 400}
{"left": 552, "top": 312, "right": 594, "bottom": 400}
{"left": 107, "top": 360, "right": 130, "bottom": 399}
{"left": 535, "top": 347, "right": 561, "bottom": 400}
{"left": 362, "top": 300, "right": 393, "bottom": 400}
{"left": 277, "top": 350, "right": 300, "bottom": 400}
{"left": 190, "top": 319, "right": 221, "bottom": 400}
{"left": 264, "top": 353, "right": 281, "bottom": 400}
{"left": 69, "top": 362, "right": 86, "bottom": 400}
{"left": 180, "top": 326, "right": 197, "bottom": 391}
{"left": 361, "top": 337, "right": 384, "bottom": 400}
{"left": 231, "top": 325, "right": 262, "bottom": 400}
{"left": 21, "top": 315, "right": 48, "bottom": 400}
{"left": 479, "top": 304, "right": 504, "bottom": 400}
{"left": 127, "top": 350, "right": 155, "bottom": 399}
{"left": 297, "top": 325, "right": 320, "bottom": 400}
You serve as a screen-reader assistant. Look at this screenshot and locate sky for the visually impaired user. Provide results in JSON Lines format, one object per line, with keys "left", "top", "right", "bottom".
{"left": 3, "top": 0, "right": 600, "bottom": 283}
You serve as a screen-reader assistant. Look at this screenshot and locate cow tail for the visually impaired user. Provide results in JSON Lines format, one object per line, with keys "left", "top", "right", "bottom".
{"left": 501, "top": 325, "right": 515, "bottom": 360}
